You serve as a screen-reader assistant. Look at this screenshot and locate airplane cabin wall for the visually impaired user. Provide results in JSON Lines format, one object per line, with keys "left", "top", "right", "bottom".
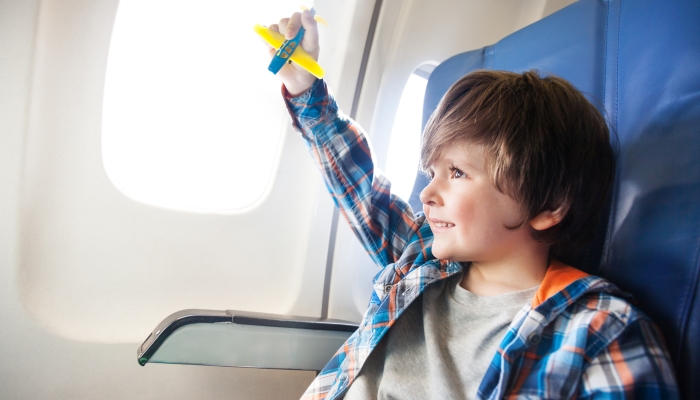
{"left": 0, "top": 0, "right": 370, "bottom": 397}
{"left": 19, "top": 0, "right": 325, "bottom": 344}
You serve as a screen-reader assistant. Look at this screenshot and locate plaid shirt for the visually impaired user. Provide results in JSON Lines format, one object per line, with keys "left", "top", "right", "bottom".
{"left": 284, "top": 79, "right": 678, "bottom": 400}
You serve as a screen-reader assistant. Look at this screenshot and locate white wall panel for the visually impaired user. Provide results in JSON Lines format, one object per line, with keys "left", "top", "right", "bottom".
{"left": 2, "top": 1, "right": 317, "bottom": 398}
{"left": 0, "top": 0, "right": 368, "bottom": 398}
{"left": 18, "top": 0, "right": 328, "bottom": 344}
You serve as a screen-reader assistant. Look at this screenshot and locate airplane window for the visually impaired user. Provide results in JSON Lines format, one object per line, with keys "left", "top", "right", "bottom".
{"left": 384, "top": 71, "right": 428, "bottom": 202}
{"left": 102, "top": 0, "right": 300, "bottom": 213}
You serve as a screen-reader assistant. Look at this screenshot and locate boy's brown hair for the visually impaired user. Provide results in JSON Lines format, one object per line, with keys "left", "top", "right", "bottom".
{"left": 421, "top": 70, "right": 615, "bottom": 261}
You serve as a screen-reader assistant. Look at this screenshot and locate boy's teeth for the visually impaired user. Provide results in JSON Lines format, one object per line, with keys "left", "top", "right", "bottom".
{"left": 436, "top": 222, "right": 453, "bottom": 227}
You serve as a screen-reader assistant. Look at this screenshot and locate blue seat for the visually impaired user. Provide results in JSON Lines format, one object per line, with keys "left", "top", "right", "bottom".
{"left": 407, "top": 0, "right": 700, "bottom": 397}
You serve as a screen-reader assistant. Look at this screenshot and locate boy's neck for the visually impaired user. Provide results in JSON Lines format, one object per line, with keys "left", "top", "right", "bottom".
{"left": 459, "top": 244, "right": 550, "bottom": 296}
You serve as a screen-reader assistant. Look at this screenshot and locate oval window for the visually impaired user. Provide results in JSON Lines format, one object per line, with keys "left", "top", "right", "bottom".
{"left": 384, "top": 68, "right": 429, "bottom": 202}
{"left": 102, "top": 0, "right": 301, "bottom": 212}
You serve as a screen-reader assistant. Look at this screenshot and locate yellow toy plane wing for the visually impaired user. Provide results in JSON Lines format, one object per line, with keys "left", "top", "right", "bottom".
{"left": 253, "top": 24, "right": 325, "bottom": 79}
{"left": 254, "top": 24, "right": 285, "bottom": 48}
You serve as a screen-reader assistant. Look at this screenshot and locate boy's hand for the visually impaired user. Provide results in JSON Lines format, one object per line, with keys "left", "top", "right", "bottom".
{"left": 267, "top": 10, "right": 319, "bottom": 97}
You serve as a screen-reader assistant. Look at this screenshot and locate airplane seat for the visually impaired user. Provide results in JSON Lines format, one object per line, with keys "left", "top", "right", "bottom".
{"left": 407, "top": 0, "right": 700, "bottom": 397}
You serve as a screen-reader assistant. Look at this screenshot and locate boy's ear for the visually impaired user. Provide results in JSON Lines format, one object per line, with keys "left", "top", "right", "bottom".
{"left": 530, "top": 204, "right": 568, "bottom": 231}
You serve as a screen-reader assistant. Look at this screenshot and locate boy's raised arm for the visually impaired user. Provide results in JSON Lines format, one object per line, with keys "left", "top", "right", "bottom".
{"left": 266, "top": 11, "right": 426, "bottom": 267}
{"left": 286, "top": 81, "right": 423, "bottom": 268}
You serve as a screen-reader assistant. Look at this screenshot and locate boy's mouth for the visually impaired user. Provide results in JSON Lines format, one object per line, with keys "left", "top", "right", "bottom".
{"left": 429, "top": 217, "right": 455, "bottom": 228}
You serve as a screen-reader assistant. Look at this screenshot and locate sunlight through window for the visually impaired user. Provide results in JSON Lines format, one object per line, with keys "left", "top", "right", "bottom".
{"left": 102, "top": 0, "right": 300, "bottom": 212}
{"left": 384, "top": 72, "right": 428, "bottom": 202}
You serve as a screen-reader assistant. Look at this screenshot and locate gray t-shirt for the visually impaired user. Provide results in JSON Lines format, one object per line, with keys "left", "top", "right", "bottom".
{"left": 342, "top": 272, "right": 538, "bottom": 400}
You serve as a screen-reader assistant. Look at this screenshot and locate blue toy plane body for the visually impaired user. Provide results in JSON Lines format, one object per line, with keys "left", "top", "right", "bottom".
{"left": 268, "top": 26, "right": 306, "bottom": 75}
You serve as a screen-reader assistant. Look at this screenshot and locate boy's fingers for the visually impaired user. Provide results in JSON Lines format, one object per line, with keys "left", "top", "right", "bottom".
{"left": 299, "top": 9, "right": 319, "bottom": 56}
{"left": 278, "top": 18, "right": 289, "bottom": 37}
{"left": 264, "top": 24, "right": 280, "bottom": 55}
{"left": 285, "top": 12, "right": 302, "bottom": 39}
{"left": 266, "top": 42, "right": 276, "bottom": 57}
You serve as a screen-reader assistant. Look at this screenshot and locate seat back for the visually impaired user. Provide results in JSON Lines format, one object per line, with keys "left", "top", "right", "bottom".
{"left": 407, "top": 0, "right": 700, "bottom": 397}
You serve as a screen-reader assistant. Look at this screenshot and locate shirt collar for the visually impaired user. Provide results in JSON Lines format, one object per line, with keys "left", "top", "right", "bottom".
{"left": 531, "top": 259, "right": 589, "bottom": 309}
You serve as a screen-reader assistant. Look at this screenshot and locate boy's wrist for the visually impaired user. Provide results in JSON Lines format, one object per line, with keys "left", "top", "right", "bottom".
{"left": 283, "top": 78, "right": 318, "bottom": 99}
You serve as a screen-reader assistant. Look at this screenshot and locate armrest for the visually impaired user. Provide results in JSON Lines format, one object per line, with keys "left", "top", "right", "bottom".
{"left": 137, "top": 309, "right": 358, "bottom": 371}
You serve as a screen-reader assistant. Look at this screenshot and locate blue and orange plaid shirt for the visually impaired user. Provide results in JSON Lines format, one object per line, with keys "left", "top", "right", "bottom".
{"left": 284, "top": 79, "right": 678, "bottom": 400}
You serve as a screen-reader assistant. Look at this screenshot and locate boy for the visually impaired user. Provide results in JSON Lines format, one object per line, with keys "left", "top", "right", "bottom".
{"left": 267, "top": 10, "right": 678, "bottom": 400}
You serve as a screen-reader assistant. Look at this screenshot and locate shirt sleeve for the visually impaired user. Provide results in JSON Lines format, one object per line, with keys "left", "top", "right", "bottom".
{"left": 578, "top": 318, "right": 680, "bottom": 399}
{"left": 282, "top": 79, "right": 422, "bottom": 268}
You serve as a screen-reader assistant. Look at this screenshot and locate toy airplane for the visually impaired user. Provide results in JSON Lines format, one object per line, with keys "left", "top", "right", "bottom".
{"left": 254, "top": 7, "right": 326, "bottom": 79}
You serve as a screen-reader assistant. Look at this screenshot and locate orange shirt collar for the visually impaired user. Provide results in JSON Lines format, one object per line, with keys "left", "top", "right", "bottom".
{"left": 531, "top": 259, "right": 589, "bottom": 309}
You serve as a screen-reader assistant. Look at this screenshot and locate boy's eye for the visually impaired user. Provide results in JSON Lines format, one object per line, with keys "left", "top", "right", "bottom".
{"left": 449, "top": 165, "right": 467, "bottom": 179}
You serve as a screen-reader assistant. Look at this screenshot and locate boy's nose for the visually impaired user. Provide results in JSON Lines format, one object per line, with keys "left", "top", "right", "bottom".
{"left": 419, "top": 179, "right": 441, "bottom": 207}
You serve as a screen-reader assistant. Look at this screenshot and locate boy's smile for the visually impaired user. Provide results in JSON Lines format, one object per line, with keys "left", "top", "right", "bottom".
{"left": 420, "top": 141, "right": 531, "bottom": 264}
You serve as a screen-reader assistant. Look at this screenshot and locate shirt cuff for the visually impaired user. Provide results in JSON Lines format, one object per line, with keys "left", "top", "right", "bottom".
{"left": 282, "top": 79, "right": 337, "bottom": 133}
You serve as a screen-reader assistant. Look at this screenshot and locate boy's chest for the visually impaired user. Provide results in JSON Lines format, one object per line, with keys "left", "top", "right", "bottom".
{"left": 347, "top": 275, "right": 536, "bottom": 400}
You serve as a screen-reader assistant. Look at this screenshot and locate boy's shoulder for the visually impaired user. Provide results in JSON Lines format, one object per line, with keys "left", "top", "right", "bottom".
{"left": 552, "top": 274, "right": 660, "bottom": 357}
{"left": 566, "top": 275, "right": 648, "bottom": 326}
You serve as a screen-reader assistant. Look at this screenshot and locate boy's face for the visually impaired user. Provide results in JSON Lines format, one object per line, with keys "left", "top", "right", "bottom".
{"left": 420, "top": 141, "right": 530, "bottom": 263}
